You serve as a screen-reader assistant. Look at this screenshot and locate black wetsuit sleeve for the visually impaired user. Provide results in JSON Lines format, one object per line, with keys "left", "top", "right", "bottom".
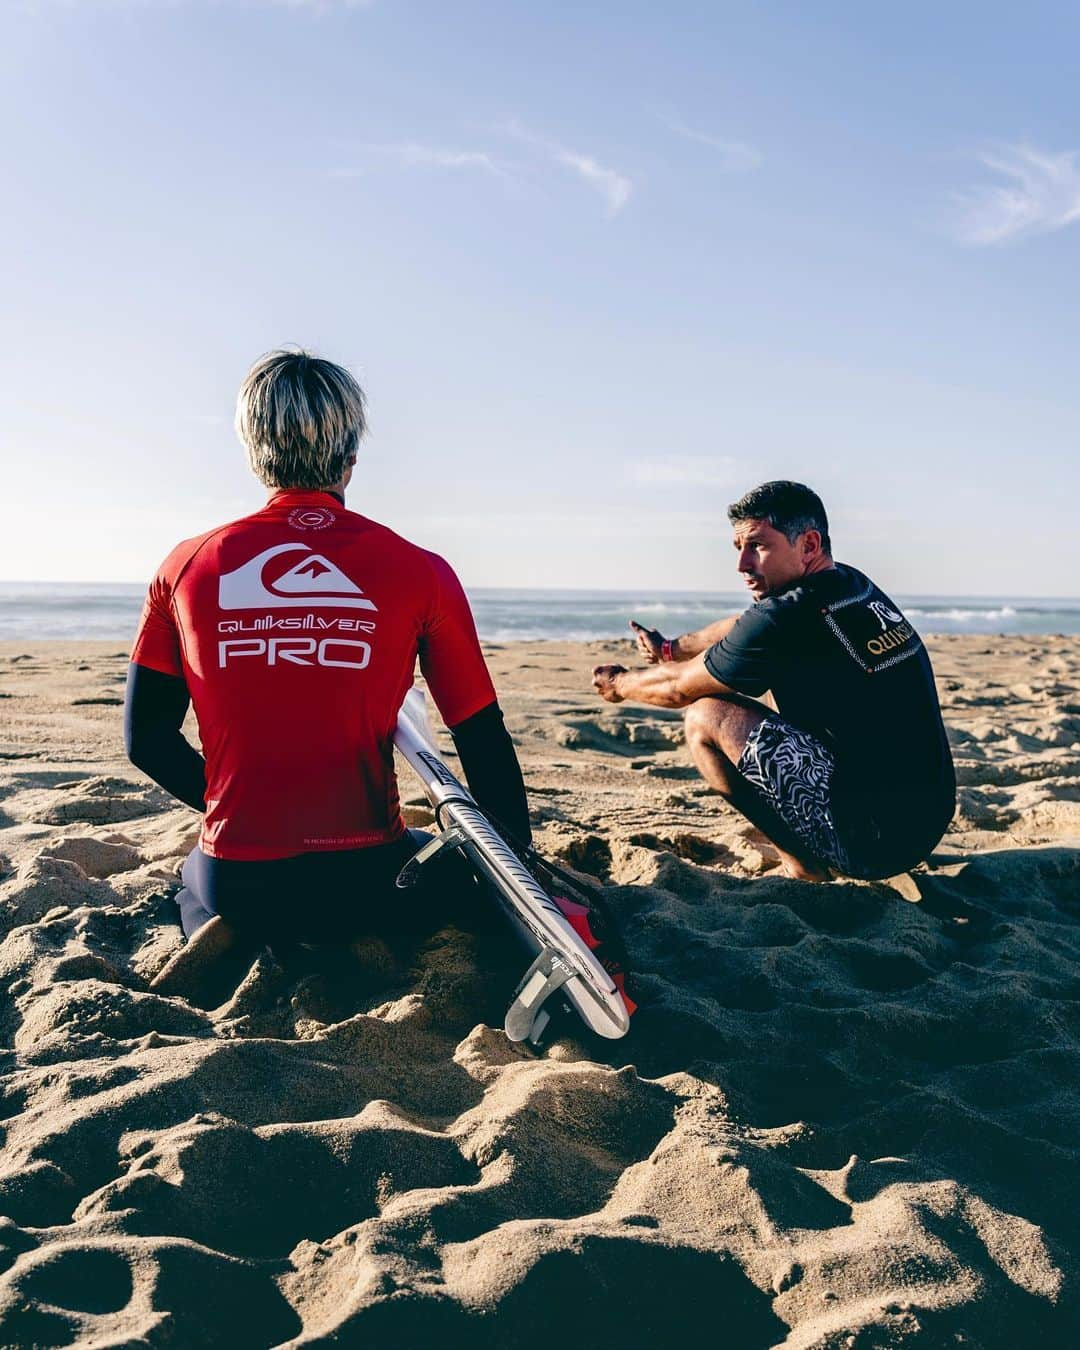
{"left": 703, "top": 606, "right": 783, "bottom": 697}
{"left": 449, "top": 700, "right": 532, "bottom": 847}
{"left": 123, "top": 663, "right": 207, "bottom": 813}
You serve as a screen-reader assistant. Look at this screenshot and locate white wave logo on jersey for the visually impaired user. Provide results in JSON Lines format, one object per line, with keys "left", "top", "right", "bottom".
{"left": 867, "top": 600, "right": 903, "bottom": 631}
{"left": 219, "top": 544, "right": 378, "bottom": 611}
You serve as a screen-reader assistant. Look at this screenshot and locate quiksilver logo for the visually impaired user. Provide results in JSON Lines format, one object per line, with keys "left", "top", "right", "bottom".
{"left": 867, "top": 622, "right": 913, "bottom": 656}
{"left": 218, "top": 544, "right": 378, "bottom": 612}
{"left": 867, "top": 600, "right": 904, "bottom": 631}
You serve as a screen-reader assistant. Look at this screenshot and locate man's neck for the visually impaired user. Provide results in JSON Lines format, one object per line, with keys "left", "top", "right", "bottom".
{"left": 267, "top": 485, "right": 346, "bottom": 505}
{"left": 803, "top": 555, "right": 835, "bottom": 578}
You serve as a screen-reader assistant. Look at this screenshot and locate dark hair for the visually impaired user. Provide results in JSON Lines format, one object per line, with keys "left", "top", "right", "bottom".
{"left": 727, "top": 480, "right": 831, "bottom": 555}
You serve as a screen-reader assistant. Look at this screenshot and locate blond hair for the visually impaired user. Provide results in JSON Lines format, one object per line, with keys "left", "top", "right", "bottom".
{"left": 235, "top": 349, "right": 367, "bottom": 489}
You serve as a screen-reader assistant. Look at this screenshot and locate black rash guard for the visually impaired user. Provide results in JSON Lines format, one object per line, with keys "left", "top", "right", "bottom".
{"left": 704, "top": 563, "right": 955, "bottom": 871}
{"left": 124, "top": 665, "right": 207, "bottom": 812}
{"left": 447, "top": 700, "right": 532, "bottom": 845}
{"left": 124, "top": 664, "right": 531, "bottom": 846}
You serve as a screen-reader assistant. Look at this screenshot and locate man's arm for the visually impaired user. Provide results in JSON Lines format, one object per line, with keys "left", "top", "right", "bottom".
{"left": 630, "top": 613, "right": 742, "bottom": 664}
{"left": 418, "top": 553, "right": 531, "bottom": 846}
{"left": 608, "top": 602, "right": 781, "bottom": 708}
{"left": 592, "top": 654, "right": 735, "bottom": 709}
{"left": 124, "top": 664, "right": 206, "bottom": 811}
{"left": 449, "top": 701, "right": 531, "bottom": 847}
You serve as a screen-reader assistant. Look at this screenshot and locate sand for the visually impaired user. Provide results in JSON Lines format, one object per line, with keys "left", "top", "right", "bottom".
{"left": 0, "top": 635, "right": 1077, "bottom": 1347}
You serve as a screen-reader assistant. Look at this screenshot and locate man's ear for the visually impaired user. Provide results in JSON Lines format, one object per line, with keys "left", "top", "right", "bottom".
{"left": 802, "top": 528, "right": 822, "bottom": 560}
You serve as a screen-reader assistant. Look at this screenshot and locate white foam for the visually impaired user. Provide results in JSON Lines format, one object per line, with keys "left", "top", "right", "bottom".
{"left": 907, "top": 606, "right": 1019, "bottom": 622}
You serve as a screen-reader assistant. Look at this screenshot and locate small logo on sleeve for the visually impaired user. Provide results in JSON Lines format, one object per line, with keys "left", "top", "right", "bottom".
{"left": 219, "top": 544, "right": 378, "bottom": 611}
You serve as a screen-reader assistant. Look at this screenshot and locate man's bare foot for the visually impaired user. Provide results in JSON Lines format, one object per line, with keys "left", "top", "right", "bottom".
{"left": 776, "top": 848, "right": 830, "bottom": 882}
{"left": 149, "top": 916, "right": 245, "bottom": 1001}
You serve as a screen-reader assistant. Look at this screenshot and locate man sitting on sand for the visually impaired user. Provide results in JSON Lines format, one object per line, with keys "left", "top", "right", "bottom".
{"left": 125, "top": 349, "right": 529, "bottom": 976}
{"left": 592, "top": 481, "right": 955, "bottom": 881}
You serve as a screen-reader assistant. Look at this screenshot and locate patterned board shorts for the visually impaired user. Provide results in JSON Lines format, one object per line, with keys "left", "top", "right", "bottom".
{"left": 736, "top": 718, "right": 851, "bottom": 873}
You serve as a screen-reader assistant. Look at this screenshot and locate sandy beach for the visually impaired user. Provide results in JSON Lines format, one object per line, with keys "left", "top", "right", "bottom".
{"left": 0, "top": 634, "right": 1077, "bottom": 1347}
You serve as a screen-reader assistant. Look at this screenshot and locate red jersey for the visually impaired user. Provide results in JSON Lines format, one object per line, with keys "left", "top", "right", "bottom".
{"left": 131, "top": 490, "right": 496, "bottom": 861}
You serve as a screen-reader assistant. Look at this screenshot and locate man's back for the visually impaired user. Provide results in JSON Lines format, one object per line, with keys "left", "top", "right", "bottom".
{"left": 132, "top": 488, "right": 495, "bottom": 861}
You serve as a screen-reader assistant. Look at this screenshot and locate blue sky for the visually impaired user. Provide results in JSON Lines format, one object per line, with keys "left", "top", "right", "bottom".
{"left": 3, "top": 0, "right": 1079, "bottom": 594}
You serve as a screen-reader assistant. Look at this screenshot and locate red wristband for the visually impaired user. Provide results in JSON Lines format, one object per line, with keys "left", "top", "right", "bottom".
{"left": 661, "top": 639, "right": 674, "bottom": 662}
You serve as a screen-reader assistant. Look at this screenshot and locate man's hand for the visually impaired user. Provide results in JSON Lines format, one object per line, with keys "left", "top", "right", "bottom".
{"left": 592, "top": 653, "right": 734, "bottom": 709}
{"left": 629, "top": 619, "right": 665, "bottom": 664}
{"left": 592, "top": 664, "right": 628, "bottom": 703}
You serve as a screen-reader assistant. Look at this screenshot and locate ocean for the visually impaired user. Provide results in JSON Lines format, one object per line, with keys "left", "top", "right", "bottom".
{"left": 2, "top": 582, "right": 1079, "bottom": 643}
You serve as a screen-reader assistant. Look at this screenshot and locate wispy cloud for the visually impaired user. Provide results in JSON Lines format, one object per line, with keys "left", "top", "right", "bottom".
{"left": 332, "top": 142, "right": 509, "bottom": 180}
{"left": 948, "top": 144, "right": 1080, "bottom": 245}
{"left": 630, "top": 455, "right": 739, "bottom": 487}
{"left": 656, "top": 112, "right": 761, "bottom": 171}
{"left": 500, "top": 121, "right": 632, "bottom": 216}
{"left": 333, "top": 124, "right": 631, "bottom": 217}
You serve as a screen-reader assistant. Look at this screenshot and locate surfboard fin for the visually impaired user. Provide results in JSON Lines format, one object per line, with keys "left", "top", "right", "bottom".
{"left": 505, "top": 948, "right": 574, "bottom": 1044}
{"left": 395, "top": 825, "right": 469, "bottom": 888}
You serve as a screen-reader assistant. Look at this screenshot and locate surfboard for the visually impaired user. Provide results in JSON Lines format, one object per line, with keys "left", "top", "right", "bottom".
{"left": 393, "top": 688, "right": 631, "bottom": 1044}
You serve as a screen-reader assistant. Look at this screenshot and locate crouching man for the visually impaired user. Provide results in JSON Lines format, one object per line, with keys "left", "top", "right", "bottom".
{"left": 592, "top": 481, "right": 954, "bottom": 881}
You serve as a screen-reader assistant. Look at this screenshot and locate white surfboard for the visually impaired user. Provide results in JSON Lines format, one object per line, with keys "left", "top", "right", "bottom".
{"left": 393, "top": 688, "right": 630, "bottom": 1043}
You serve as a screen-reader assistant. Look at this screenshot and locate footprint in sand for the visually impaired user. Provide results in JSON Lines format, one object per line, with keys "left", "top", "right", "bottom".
{"left": 555, "top": 715, "right": 685, "bottom": 757}
{"left": 0, "top": 855, "right": 121, "bottom": 932}
{"left": 40, "top": 837, "right": 143, "bottom": 879}
{"left": 28, "top": 777, "right": 173, "bottom": 826}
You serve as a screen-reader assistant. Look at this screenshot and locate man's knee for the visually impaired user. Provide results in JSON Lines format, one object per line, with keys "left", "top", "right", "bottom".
{"left": 685, "top": 695, "right": 771, "bottom": 765}
{"left": 683, "top": 699, "right": 717, "bottom": 749}
{"left": 683, "top": 695, "right": 743, "bottom": 748}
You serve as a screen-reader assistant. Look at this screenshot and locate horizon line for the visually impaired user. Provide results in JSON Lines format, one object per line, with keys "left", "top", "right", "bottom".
{"left": 0, "top": 579, "right": 1078, "bottom": 603}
